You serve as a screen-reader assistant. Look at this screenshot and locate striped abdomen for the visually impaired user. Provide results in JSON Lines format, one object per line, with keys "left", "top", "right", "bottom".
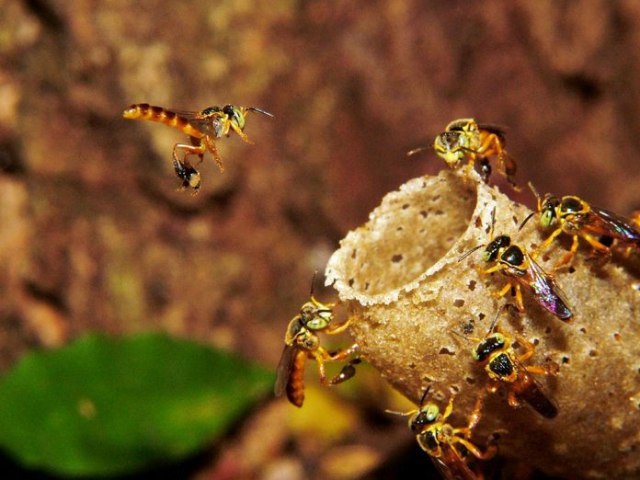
{"left": 122, "top": 103, "right": 204, "bottom": 138}
{"left": 286, "top": 350, "right": 307, "bottom": 408}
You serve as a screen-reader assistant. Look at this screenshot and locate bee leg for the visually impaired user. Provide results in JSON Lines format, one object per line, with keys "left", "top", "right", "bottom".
{"left": 492, "top": 282, "right": 514, "bottom": 302}
{"left": 478, "top": 156, "right": 492, "bottom": 182}
{"left": 486, "top": 380, "right": 500, "bottom": 395}
{"left": 327, "top": 343, "right": 360, "bottom": 361}
{"left": 581, "top": 233, "right": 614, "bottom": 267}
{"left": 189, "top": 136, "right": 205, "bottom": 166}
{"left": 464, "top": 390, "right": 487, "bottom": 437}
{"left": 478, "top": 132, "right": 500, "bottom": 155}
{"left": 313, "top": 351, "right": 329, "bottom": 385}
{"left": 329, "top": 358, "right": 361, "bottom": 385}
{"left": 172, "top": 144, "right": 205, "bottom": 192}
{"left": 537, "top": 228, "right": 565, "bottom": 257}
{"left": 482, "top": 264, "right": 503, "bottom": 276}
{"left": 203, "top": 136, "right": 225, "bottom": 173}
{"left": 463, "top": 157, "right": 477, "bottom": 177}
{"left": 230, "top": 122, "right": 253, "bottom": 144}
{"left": 325, "top": 315, "right": 353, "bottom": 335}
{"left": 174, "top": 142, "right": 206, "bottom": 161}
{"left": 555, "top": 234, "right": 580, "bottom": 269}
{"left": 455, "top": 437, "right": 497, "bottom": 461}
{"left": 526, "top": 363, "right": 560, "bottom": 376}
{"left": 513, "top": 285, "right": 526, "bottom": 313}
{"left": 499, "top": 152, "right": 521, "bottom": 191}
{"left": 514, "top": 335, "right": 536, "bottom": 362}
{"left": 172, "top": 158, "right": 201, "bottom": 193}
{"left": 441, "top": 393, "right": 457, "bottom": 422}
{"left": 515, "top": 336, "right": 560, "bottom": 375}
{"left": 506, "top": 390, "right": 522, "bottom": 409}
{"left": 314, "top": 345, "right": 359, "bottom": 385}
{"left": 582, "top": 232, "right": 613, "bottom": 254}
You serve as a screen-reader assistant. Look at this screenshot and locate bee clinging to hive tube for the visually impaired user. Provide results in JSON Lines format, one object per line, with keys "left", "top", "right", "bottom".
{"left": 463, "top": 233, "right": 573, "bottom": 321}
{"left": 431, "top": 118, "right": 519, "bottom": 189}
{"left": 460, "top": 207, "right": 572, "bottom": 321}
{"left": 274, "top": 277, "right": 359, "bottom": 407}
{"left": 122, "top": 103, "right": 273, "bottom": 191}
{"left": 484, "top": 234, "right": 572, "bottom": 320}
{"left": 465, "top": 307, "right": 560, "bottom": 419}
{"left": 387, "top": 387, "right": 498, "bottom": 480}
{"left": 523, "top": 182, "right": 640, "bottom": 267}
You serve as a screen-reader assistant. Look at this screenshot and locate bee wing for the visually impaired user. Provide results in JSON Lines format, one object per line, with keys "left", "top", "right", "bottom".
{"left": 431, "top": 445, "right": 479, "bottom": 480}
{"left": 512, "top": 358, "right": 559, "bottom": 419}
{"left": 586, "top": 206, "right": 640, "bottom": 245}
{"left": 186, "top": 116, "right": 226, "bottom": 138}
{"left": 274, "top": 344, "right": 296, "bottom": 398}
{"left": 524, "top": 254, "right": 573, "bottom": 320}
{"left": 165, "top": 109, "right": 226, "bottom": 138}
{"left": 167, "top": 108, "right": 201, "bottom": 118}
{"left": 476, "top": 123, "right": 507, "bottom": 142}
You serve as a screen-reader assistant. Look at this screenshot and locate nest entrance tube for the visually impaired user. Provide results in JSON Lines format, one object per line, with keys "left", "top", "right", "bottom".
{"left": 325, "top": 169, "right": 640, "bottom": 479}
{"left": 326, "top": 170, "right": 477, "bottom": 304}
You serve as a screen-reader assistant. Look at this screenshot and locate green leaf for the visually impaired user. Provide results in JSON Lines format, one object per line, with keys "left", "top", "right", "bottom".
{"left": 0, "top": 333, "right": 274, "bottom": 477}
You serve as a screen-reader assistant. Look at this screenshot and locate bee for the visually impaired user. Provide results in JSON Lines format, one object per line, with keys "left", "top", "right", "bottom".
{"left": 468, "top": 308, "right": 559, "bottom": 419}
{"left": 274, "top": 290, "right": 359, "bottom": 408}
{"left": 461, "top": 234, "right": 573, "bottom": 321}
{"left": 388, "top": 387, "right": 497, "bottom": 480}
{"left": 525, "top": 183, "right": 640, "bottom": 267}
{"left": 122, "top": 103, "right": 273, "bottom": 191}
{"left": 432, "top": 118, "right": 518, "bottom": 188}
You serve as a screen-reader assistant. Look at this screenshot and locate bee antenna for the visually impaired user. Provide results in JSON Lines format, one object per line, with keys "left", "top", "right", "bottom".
{"left": 407, "top": 146, "right": 428, "bottom": 157}
{"left": 247, "top": 107, "right": 274, "bottom": 118}
{"left": 459, "top": 146, "right": 478, "bottom": 154}
{"left": 487, "top": 304, "right": 517, "bottom": 334}
{"left": 458, "top": 244, "right": 485, "bottom": 262}
{"left": 384, "top": 408, "right": 413, "bottom": 417}
{"left": 527, "top": 181, "right": 545, "bottom": 213}
{"left": 489, "top": 206, "right": 497, "bottom": 240}
{"left": 419, "top": 385, "right": 432, "bottom": 407}
{"left": 449, "top": 329, "right": 466, "bottom": 340}
{"left": 518, "top": 212, "right": 536, "bottom": 231}
{"left": 309, "top": 271, "right": 318, "bottom": 297}
{"left": 487, "top": 307, "right": 504, "bottom": 335}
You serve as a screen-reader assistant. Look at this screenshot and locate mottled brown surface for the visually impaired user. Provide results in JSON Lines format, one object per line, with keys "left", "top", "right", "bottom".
{"left": 1, "top": 1, "right": 640, "bottom": 478}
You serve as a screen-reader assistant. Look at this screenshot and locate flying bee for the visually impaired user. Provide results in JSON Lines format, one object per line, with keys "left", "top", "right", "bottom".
{"left": 274, "top": 287, "right": 359, "bottom": 408}
{"left": 431, "top": 118, "right": 518, "bottom": 189}
{"left": 122, "top": 103, "right": 273, "bottom": 191}
{"left": 461, "top": 234, "right": 573, "bottom": 321}
{"left": 522, "top": 183, "right": 640, "bottom": 267}
{"left": 387, "top": 387, "right": 497, "bottom": 480}
{"left": 461, "top": 308, "right": 559, "bottom": 419}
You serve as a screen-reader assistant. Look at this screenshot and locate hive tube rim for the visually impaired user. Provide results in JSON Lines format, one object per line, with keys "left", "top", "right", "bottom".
{"left": 325, "top": 169, "right": 496, "bottom": 306}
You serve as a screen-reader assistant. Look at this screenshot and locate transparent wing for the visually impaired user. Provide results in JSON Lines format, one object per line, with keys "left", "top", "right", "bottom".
{"left": 587, "top": 207, "right": 640, "bottom": 244}
{"left": 186, "top": 116, "right": 226, "bottom": 138}
{"left": 274, "top": 344, "right": 296, "bottom": 397}
{"left": 164, "top": 109, "right": 226, "bottom": 138}
{"left": 512, "top": 358, "right": 559, "bottom": 419}
{"left": 524, "top": 254, "right": 573, "bottom": 320}
{"left": 476, "top": 123, "right": 507, "bottom": 142}
{"left": 430, "top": 445, "right": 479, "bottom": 480}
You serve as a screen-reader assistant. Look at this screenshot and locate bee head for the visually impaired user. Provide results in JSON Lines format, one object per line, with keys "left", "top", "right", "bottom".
{"left": 222, "top": 105, "right": 246, "bottom": 131}
{"left": 483, "top": 235, "right": 511, "bottom": 262}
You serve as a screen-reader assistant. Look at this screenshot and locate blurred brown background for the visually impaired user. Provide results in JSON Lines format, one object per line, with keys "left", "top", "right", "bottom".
{"left": 1, "top": 0, "right": 639, "bottom": 478}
